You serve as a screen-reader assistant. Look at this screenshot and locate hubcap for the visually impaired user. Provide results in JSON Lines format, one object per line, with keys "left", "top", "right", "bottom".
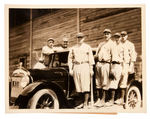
{"left": 127, "top": 90, "right": 138, "bottom": 108}
{"left": 36, "top": 94, "right": 54, "bottom": 109}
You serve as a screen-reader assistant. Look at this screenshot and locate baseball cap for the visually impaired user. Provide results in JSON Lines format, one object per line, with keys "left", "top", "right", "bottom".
{"left": 114, "top": 33, "right": 121, "bottom": 37}
{"left": 76, "top": 32, "right": 85, "bottom": 38}
{"left": 47, "top": 38, "right": 54, "bottom": 42}
{"left": 103, "top": 29, "right": 111, "bottom": 33}
{"left": 121, "top": 31, "right": 127, "bottom": 35}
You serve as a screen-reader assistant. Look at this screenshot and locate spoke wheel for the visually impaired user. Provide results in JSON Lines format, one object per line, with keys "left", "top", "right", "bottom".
{"left": 125, "top": 86, "right": 141, "bottom": 109}
{"left": 28, "top": 89, "right": 59, "bottom": 109}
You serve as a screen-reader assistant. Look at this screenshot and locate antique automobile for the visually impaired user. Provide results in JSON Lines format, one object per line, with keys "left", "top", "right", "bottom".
{"left": 9, "top": 50, "right": 142, "bottom": 109}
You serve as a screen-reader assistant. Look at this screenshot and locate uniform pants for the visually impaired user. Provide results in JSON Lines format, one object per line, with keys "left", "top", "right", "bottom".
{"left": 119, "top": 63, "right": 129, "bottom": 88}
{"left": 96, "top": 62, "right": 110, "bottom": 90}
{"left": 109, "top": 64, "right": 122, "bottom": 89}
{"left": 73, "top": 63, "right": 91, "bottom": 93}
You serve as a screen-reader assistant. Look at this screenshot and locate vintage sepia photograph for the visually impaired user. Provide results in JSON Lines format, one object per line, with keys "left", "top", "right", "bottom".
{"left": 6, "top": 5, "right": 146, "bottom": 113}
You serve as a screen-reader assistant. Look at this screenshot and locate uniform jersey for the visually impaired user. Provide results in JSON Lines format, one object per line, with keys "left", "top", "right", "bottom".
{"left": 68, "top": 43, "right": 95, "bottom": 92}
{"left": 68, "top": 43, "right": 95, "bottom": 71}
{"left": 112, "top": 42, "right": 124, "bottom": 63}
{"left": 42, "top": 45, "right": 54, "bottom": 55}
{"left": 96, "top": 39, "right": 115, "bottom": 62}
{"left": 41, "top": 45, "right": 54, "bottom": 66}
{"left": 122, "top": 40, "right": 137, "bottom": 63}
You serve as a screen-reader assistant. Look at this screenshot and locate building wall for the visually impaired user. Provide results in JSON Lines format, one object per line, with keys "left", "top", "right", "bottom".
{"left": 79, "top": 8, "right": 142, "bottom": 75}
{"left": 9, "top": 22, "right": 30, "bottom": 75}
{"left": 32, "top": 9, "right": 78, "bottom": 66}
{"left": 9, "top": 8, "right": 142, "bottom": 75}
{"left": 80, "top": 8, "right": 141, "bottom": 50}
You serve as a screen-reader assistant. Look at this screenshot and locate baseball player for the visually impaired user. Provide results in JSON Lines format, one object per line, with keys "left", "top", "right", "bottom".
{"left": 106, "top": 33, "right": 124, "bottom": 106}
{"left": 68, "top": 32, "right": 95, "bottom": 109}
{"left": 94, "top": 29, "right": 116, "bottom": 107}
{"left": 115, "top": 31, "right": 137, "bottom": 105}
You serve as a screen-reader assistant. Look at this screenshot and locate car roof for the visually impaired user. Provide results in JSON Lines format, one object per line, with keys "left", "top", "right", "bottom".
{"left": 53, "top": 49, "right": 69, "bottom": 54}
{"left": 53, "top": 48, "right": 96, "bottom": 54}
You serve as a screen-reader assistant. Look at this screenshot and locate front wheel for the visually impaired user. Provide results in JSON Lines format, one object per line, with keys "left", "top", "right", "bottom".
{"left": 125, "top": 86, "right": 142, "bottom": 109}
{"left": 28, "top": 89, "right": 59, "bottom": 109}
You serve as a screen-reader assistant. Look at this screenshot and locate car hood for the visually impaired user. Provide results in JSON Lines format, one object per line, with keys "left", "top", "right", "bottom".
{"left": 28, "top": 67, "right": 69, "bottom": 81}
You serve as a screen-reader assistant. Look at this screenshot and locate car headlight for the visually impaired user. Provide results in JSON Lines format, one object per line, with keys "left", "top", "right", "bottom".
{"left": 20, "top": 75, "right": 30, "bottom": 88}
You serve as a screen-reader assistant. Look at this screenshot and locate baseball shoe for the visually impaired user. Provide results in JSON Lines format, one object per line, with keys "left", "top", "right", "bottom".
{"left": 94, "top": 100, "right": 105, "bottom": 107}
{"left": 75, "top": 103, "right": 84, "bottom": 109}
{"left": 114, "top": 99, "right": 124, "bottom": 105}
{"left": 105, "top": 100, "right": 114, "bottom": 107}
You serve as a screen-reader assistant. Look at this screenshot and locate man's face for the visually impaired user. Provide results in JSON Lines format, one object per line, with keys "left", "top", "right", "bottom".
{"left": 47, "top": 40, "right": 54, "bottom": 48}
{"left": 121, "top": 34, "right": 128, "bottom": 42}
{"left": 63, "top": 41, "right": 68, "bottom": 48}
{"left": 114, "top": 36, "right": 121, "bottom": 43}
{"left": 77, "top": 37, "right": 84, "bottom": 43}
{"left": 104, "top": 32, "right": 111, "bottom": 40}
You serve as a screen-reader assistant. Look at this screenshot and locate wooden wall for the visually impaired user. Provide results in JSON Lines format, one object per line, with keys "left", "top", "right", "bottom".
{"left": 32, "top": 9, "right": 77, "bottom": 66}
{"left": 80, "top": 8, "right": 141, "bottom": 49}
{"left": 79, "top": 8, "right": 142, "bottom": 75}
{"left": 9, "top": 8, "right": 142, "bottom": 76}
{"left": 9, "top": 23, "right": 30, "bottom": 75}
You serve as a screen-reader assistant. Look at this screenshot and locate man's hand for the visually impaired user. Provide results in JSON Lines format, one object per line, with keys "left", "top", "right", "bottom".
{"left": 90, "top": 70, "right": 94, "bottom": 77}
{"left": 94, "top": 55, "right": 98, "bottom": 62}
{"left": 128, "top": 62, "right": 134, "bottom": 74}
{"left": 69, "top": 70, "right": 73, "bottom": 76}
{"left": 109, "top": 68, "right": 115, "bottom": 80}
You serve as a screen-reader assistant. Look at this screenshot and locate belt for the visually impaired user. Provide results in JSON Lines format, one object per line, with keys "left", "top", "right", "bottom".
{"left": 98, "top": 61, "right": 110, "bottom": 64}
{"left": 74, "top": 61, "right": 89, "bottom": 65}
{"left": 111, "top": 61, "right": 120, "bottom": 64}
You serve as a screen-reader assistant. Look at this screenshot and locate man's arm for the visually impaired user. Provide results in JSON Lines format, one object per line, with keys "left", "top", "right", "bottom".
{"left": 42, "top": 46, "right": 53, "bottom": 55}
{"left": 111, "top": 42, "right": 118, "bottom": 62}
{"left": 88, "top": 46, "right": 95, "bottom": 76}
{"left": 130, "top": 43, "right": 137, "bottom": 62}
{"left": 129, "top": 43, "right": 137, "bottom": 73}
{"left": 68, "top": 48, "right": 74, "bottom": 76}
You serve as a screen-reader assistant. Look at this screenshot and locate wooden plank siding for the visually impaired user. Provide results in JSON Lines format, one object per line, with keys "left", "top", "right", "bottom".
{"left": 9, "top": 8, "right": 142, "bottom": 76}
{"left": 31, "top": 9, "right": 78, "bottom": 66}
{"left": 79, "top": 8, "right": 142, "bottom": 75}
{"left": 9, "top": 22, "right": 30, "bottom": 75}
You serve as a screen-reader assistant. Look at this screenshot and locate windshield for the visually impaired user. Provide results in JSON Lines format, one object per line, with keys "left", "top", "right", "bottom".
{"left": 50, "top": 51, "right": 69, "bottom": 68}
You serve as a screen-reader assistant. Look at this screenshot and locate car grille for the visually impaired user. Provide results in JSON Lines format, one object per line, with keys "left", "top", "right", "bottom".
{"left": 11, "top": 76, "right": 24, "bottom": 98}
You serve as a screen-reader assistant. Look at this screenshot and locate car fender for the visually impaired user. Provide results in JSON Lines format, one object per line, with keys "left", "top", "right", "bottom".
{"left": 21, "top": 82, "right": 43, "bottom": 96}
{"left": 126, "top": 79, "right": 142, "bottom": 102}
{"left": 127, "top": 79, "right": 142, "bottom": 94}
{"left": 15, "top": 81, "right": 68, "bottom": 108}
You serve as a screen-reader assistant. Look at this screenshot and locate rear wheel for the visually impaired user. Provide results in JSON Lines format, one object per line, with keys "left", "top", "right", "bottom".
{"left": 125, "top": 86, "right": 141, "bottom": 109}
{"left": 28, "top": 89, "right": 59, "bottom": 109}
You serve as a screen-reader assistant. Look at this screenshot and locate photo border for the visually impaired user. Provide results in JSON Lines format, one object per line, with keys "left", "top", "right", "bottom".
{"left": 5, "top": 4, "right": 146, "bottom": 114}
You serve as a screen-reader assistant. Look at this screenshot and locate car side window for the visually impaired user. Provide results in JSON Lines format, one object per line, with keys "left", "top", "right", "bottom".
{"left": 59, "top": 52, "right": 68, "bottom": 67}
{"left": 51, "top": 54, "right": 59, "bottom": 67}
{"left": 51, "top": 52, "right": 69, "bottom": 67}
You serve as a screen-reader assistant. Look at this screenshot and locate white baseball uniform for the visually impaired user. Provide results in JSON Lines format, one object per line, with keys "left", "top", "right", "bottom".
{"left": 68, "top": 43, "right": 95, "bottom": 93}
